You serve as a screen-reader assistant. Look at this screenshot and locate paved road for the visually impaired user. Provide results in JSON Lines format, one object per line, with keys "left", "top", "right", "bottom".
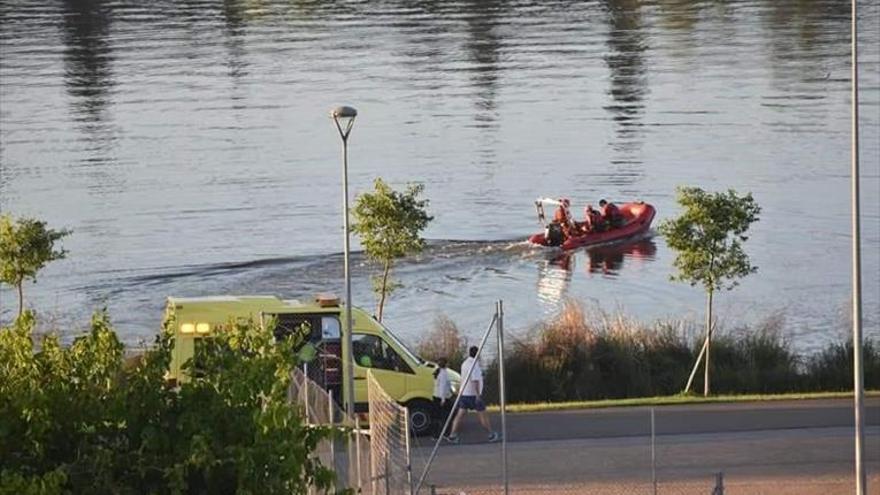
{"left": 411, "top": 398, "right": 880, "bottom": 493}
{"left": 472, "top": 397, "right": 880, "bottom": 444}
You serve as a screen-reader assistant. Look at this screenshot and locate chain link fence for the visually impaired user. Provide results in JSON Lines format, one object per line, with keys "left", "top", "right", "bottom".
{"left": 426, "top": 478, "right": 720, "bottom": 495}
{"left": 368, "top": 370, "right": 414, "bottom": 495}
{"left": 425, "top": 473, "right": 879, "bottom": 495}
{"left": 289, "top": 365, "right": 417, "bottom": 494}
{"left": 288, "top": 366, "right": 371, "bottom": 493}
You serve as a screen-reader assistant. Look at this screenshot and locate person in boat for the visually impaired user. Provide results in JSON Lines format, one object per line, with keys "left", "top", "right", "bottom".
{"left": 553, "top": 198, "right": 576, "bottom": 238}
{"left": 582, "top": 204, "right": 603, "bottom": 233}
{"left": 553, "top": 198, "right": 569, "bottom": 223}
{"left": 599, "top": 199, "right": 623, "bottom": 230}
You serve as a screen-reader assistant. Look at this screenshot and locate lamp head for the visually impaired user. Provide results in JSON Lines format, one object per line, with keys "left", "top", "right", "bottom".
{"left": 331, "top": 105, "right": 357, "bottom": 140}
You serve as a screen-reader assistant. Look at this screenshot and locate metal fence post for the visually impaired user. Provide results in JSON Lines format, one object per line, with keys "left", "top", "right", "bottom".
{"left": 355, "top": 416, "right": 363, "bottom": 493}
{"left": 328, "top": 389, "right": 336, "bottom": 474}
{"left": 370, "top": 429, "right": 377, "bottom": 495}
{"left": 303, "top": 366, "right": 314, "bottom": 494}
{"left": 385, "top": 455, "right": 391, "bottom": 495}
{"left": 651, "top": 407, "right": 657, "bottom": 495}
{"left": 712, "top": 471, "right": 724, "bottom": 495}
{"left": 497, "top": 300, "right": 509, "bottom": 495}
{"left": 404, "top": 406, "right": 413, "bottom": 495}
{"left": 303, "top": 363, "right": 310, "bottom": 424}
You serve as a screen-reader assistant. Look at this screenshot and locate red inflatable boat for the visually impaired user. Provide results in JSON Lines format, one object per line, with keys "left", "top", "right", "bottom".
{"left": 528, "top": 198, "right": 656, "bottom": 250}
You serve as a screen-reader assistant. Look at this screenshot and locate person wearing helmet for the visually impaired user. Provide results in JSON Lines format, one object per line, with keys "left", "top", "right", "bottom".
{"left": 553, "top": 198, "right": 570, "bottom": 224}
{"left": 553, "top": 198, "right": 576, "bottom": 239}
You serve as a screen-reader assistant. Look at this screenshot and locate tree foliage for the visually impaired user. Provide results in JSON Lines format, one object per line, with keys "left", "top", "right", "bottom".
{"left": 0, "top": 311, "right": 341, "bottom": 495}
{"left": 659, "top": 187, "right": 761, "bottom": 395}
{"left": 0, "top": 214, "right": 71, "bottom": 316}
{"left": 352, "top": 178, "right": 432, "bottom": 321}
{"left": 658, "top": 187, "right": 761, "bottom": 293}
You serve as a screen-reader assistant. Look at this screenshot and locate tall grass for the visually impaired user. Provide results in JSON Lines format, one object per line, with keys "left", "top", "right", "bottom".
{"left": 803, "top": 340, "right": 880, "bottom": 392}
{"left": 421, "top": 301, "right": 879, "bottom": 404}
{"left": 416, "top": 315, "right": 467, "bottom": 371}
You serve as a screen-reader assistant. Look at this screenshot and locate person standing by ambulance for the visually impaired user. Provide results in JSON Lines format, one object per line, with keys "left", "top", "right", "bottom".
{"left": 432, "top": 358, "right": 454, "bottom": 438}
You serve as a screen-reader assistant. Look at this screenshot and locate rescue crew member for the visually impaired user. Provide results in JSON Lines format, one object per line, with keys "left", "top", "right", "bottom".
{"left": 553, "top": 198, "right": 570, "bottom": 224}
{"left": 598, "top": 199, "right": 622, "bottom": 229}
{"left": 583, "top": 204, "right": 603, "bottom": 233}
{"left": 553, "top": 198, "right": 575, "bottom": 238}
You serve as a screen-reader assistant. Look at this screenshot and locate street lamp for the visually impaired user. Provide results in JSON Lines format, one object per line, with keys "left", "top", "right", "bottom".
{"left": 331, "top": 105, "right": 357, "bottom": 419}
{"left": 849, "top": 1, "right": 866, "bottom": 492}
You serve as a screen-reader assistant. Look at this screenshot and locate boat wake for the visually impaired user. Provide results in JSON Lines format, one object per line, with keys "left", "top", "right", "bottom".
{"left": 75, "top": 234, "right": 659, "bottom": 343}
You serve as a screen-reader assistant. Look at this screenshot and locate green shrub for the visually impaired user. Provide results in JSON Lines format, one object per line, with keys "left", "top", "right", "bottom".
{"left": 691, "top": 313, "right": 801, "bottom": 394}
{"left": 0, "top": 311, "right": 342, "bottom": 495}
{"left": 803, "top": 340, "right": 880, "bottom": 392}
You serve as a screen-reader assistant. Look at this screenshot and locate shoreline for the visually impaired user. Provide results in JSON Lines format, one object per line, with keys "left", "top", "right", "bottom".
{"left": 488, "top": 390, "right": 880, "bottom": 414}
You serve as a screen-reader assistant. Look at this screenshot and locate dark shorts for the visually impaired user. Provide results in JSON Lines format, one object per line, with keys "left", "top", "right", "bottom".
{"left": 459, "top": 395, "right": 486, "bottom": 412}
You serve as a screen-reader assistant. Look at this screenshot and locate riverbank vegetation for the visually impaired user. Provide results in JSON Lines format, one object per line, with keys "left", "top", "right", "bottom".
{"left": 494, "top": 391, "right": 880, "bottom": 414}
{"left": 658, "top": 186, "right": 762, "bottom": 396}
{"left": 416, "top": 314, "right": 468, "bottom": 372}
{"left": 0, "top": 312, "right": 340, "bottom": 495}
{"left": 417, "top": 301, "right": 879, "bottom": 404}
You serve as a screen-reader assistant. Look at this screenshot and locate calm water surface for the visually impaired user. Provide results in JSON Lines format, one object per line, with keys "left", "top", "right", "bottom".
{"left": 1, "top": 0, "right": 878, "bottom": 351}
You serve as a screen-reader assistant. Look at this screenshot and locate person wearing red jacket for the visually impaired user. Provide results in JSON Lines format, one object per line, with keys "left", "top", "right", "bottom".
{"left": 583, "top": 204, "right": 603, "bottom": 233}
{"left": 599, "top": 199, "right": 622, "bottom": 229}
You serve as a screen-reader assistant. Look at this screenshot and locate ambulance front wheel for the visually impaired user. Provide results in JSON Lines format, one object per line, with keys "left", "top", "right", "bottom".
{"left": 406, "top": 399, "right": 434, "bottom": 437}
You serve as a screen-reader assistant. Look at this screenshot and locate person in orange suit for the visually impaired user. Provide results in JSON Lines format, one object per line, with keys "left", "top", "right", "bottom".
{"left": 582, "top": 204, "right": 603, "bottom": 233}
{"left": 598, "top": 199, "right": 622, "bottom": 230}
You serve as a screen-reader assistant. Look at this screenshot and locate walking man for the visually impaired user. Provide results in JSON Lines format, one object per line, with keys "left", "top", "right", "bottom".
{"left": 447, "top": 346, "right": 499, "bottom": 443}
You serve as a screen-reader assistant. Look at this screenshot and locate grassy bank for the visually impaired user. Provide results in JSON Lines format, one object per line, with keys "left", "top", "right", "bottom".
{"left": 490, "top": 390, "right": 880, "bottom": 413}
{"left": 417, "top": 301, "right": 880, "bottom": 404}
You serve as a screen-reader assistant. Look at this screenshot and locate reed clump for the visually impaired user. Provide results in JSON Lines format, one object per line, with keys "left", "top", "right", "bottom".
{"left": 802, "top": 339, "right": 880, "bottom": 392}
{"left": 416, "top": 314, "right": 468, "bottom": 372}
{"left": 460, "top": 301, "right": 879, "bottom": 404}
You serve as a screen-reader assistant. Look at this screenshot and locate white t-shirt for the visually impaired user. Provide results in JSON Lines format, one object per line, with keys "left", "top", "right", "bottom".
{"left": 459, "top": 356, "right": 483, "bottom": 397}
{"left": 433, "top": 368, "right": 452, "bottom": 400}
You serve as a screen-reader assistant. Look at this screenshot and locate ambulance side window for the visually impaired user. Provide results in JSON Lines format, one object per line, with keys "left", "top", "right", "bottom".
{"left": 273, "top": 314, "right": 320, "bottom": 343}
{"left": 352, "top": 334, "right": 413, "bottom": 374}
{"left": 321, "top": 317, "right": 341, "bottom": 340}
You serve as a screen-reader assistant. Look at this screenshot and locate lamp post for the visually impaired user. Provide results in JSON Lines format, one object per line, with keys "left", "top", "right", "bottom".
{"left": 331, "top": 105, "right": 357, "bottom": 419}
{"left": 849, "top": 1, "right": 865, "bottom": 492}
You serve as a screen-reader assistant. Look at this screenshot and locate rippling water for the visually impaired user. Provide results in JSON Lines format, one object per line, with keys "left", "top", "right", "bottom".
{"left": 1, "top": 0, "right": 878, "bottom": 351}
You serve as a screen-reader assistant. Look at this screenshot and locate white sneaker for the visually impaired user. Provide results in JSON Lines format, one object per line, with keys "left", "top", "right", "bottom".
{"left": 487, "top": 432, "right": 500, "bottom": 442}
{"left": 445, "top": 434, "right": 460, "bottom": 444}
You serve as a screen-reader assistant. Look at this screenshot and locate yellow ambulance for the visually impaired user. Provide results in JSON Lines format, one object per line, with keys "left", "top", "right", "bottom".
{"left": 164, "top": 293, "right": 449, "bottom": 435}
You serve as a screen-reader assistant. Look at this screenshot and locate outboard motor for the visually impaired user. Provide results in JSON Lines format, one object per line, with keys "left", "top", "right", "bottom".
{"left": 545, "top": 223, "right": 564, "bottom": 247}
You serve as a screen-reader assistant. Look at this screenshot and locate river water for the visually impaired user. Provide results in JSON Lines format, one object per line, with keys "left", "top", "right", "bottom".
{"left": 1, "top": 0, "right": 878, "bottom": 352}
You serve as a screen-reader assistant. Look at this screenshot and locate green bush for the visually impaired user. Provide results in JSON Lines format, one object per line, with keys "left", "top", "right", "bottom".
{"left": 0, "top": 311, "right": 341, "bottom": 495}
{"left": 803, "top": 340, "right": 880, "bottom": 392}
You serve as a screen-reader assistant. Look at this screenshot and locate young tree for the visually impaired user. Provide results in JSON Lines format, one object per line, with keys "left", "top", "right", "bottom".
{"left": 0, "top": 215, "right": 71, "bottom": 317}
{"left": 352, "top": 178, "right": 432, "bottom": 322}
{"left": 659, "top": 187, "right": 761, "bottom": 396}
